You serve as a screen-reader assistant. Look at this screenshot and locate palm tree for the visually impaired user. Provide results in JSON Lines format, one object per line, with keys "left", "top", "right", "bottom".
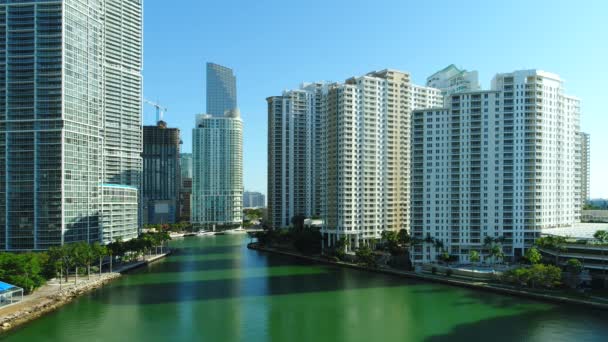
{"left": 433, "top": 239, "right": 445, "bottom": 263}
{"left": 483, "top": 236, "right": 494, "bottom": 248}
{"left": 594, "top": 230, "right": 608, "bottom": 287}
{"left": 484, "top": 235, "right": 505, "bottom": 264}
{"left": 469, "top": 250, "right": 481, "bottom": 265}
{"left": 490, "top": 245, "right": 505, "bottom": 267}
{"left": 408, "top": 237, "right": 423, "bottom": 267}
{"left": 78, "top": 242, "right": 95, "bottom": 280}
{"left": 91, "top": 243, "right": 108, "bottom": 277}
{"left": 48, "top": 246, "right": 66, "bottom": 290}
{"left": 552, "top": 236, "right": 567, "bottom": 267}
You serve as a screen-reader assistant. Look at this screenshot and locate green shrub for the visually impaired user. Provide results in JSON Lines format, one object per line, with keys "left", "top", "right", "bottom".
{"left": 501, "top": 264, "right": 562, "bottom": 289}
{"left": 355, "top": 246, "right": 376, "bottom": 267}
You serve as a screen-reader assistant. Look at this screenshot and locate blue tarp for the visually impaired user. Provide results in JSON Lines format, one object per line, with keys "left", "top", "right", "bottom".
{"left": 0, "top": 281, "right": 17, "bottom": 292}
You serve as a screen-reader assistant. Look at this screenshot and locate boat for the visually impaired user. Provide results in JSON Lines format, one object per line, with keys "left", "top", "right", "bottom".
{"left": 169, "top": 232, "right": 185, "bottom": 238}
{"left": 225, "top": 228, "right": 247, "bottom": 235}
{"left": 197, "top": 230, "right": 215, "bottom": 237}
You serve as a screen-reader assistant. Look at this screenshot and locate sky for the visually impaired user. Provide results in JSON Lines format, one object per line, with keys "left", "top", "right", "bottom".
{"left": 143, "top": 0, "right": 608, "bottom": 198}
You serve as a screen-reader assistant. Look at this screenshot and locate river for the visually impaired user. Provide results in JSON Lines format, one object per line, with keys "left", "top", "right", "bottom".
{"left": 2, "top": 235, "right": 608, "bottom": 341}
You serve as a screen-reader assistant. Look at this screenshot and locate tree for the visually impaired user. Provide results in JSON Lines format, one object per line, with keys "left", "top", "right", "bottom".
{"left": 91, "top": 242, "right": 108, "bottom": 276}
{"left": 47, "top": 246, "right": 69, "bottom": 289}
{"left": 70, "top": 243, "right": 85, "bottom": 284}
{"left": 355, "top": 246, "right": 376, "bottom": 267}
{"left": 594, "top": 230, "right": 608, "bottom": 287}
{"left": 566, "top": 258, "right": 583, "bottom": 274}
{"left": 0, "top": 253, "right": 46, "bottom": 294}
{"left": 409, "top": 237, "right": 423, "bottom": 264}
{"left": 433, "top": 239, "right": 445, "bottom": 253}
{"left": 424, "top": 234, "right": 435, "bottom": 245}
{"left": 524, "top": 247, "right": 542, "bottom": 265}
{"left": 489, "top": 245, "right": 505, "bottom": 266}
{"left": 290, "top": 214, "right": 306, "bottom": 231}
{"left": 502, "top": 264, "right": 561, "bottom": 289}
{"left": 108, "top": 238, "right": 126, "bottom": 264}
{"left": 483, "top": 236, "right": 495, "bottom": 248}
{"left": 382, "top": 230, "right": 401, "bottom": 256}
{"left": 484, "top": 235, "right": 505, "bottom": 264}
{"left": 333, "top": 237, "right": 348, "bottom": 260}
{"left": 469, "top": 250, "right": 480, "bottom": 264}
{"left": 397, "top": 229, "right": 411, "bottom": 244}
{"left": 439, "top": 251, "right": 451, "bottom": 264}
{"left": 382, "top": 231, "right": 398, "bottom": 244}
{"left": 293, "top": 228, "right": 322, "bottom": 255}
{"left": 536, "top": 236, "right": 567, "bottom": 266}
{"left": 75, "top": 242, "right": 95, "bottom": 280}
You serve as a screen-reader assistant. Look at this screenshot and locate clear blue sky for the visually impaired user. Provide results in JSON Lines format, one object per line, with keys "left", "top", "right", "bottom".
{"left": 143, "top": 0, "right": 608, "bottom": 198}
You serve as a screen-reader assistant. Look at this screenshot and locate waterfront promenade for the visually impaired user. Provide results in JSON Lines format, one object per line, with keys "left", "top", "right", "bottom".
{"left": 0, "top": 252, "right": 170, "bottom": 333}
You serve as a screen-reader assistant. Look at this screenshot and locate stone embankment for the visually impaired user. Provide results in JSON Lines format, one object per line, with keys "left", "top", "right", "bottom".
{"left": 248, "top": 243, "right": 608, "bottom": 311}
{"left": 1, "top": 273, "right": 120, "bottom": 332}
{"left": 0, "top": 251, "right": 170, "bottom": 334}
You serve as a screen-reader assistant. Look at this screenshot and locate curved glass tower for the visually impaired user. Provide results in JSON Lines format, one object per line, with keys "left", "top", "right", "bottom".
{"left": 206, "top": 62, "right": 237, "bottom": 117}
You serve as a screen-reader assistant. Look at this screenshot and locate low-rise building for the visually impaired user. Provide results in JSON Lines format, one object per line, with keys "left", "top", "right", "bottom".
{"left": 581, "top": 210, "right": 608, "bottom": 223}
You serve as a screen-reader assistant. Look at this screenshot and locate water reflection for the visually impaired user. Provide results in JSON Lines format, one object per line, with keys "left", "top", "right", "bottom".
{"left": 2, "top": 235, "right": 608, "bottom": 342}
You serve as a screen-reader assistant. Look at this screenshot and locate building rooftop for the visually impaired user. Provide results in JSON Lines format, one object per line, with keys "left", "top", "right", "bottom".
{"left": 0, "top": 281, "right": 20, "bottom": 293}
{"left": 541, "top": 223, "right": 608, "bottom": 239}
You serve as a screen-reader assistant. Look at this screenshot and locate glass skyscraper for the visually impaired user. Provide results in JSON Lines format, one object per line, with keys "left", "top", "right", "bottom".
{"left": 192, "top": 114, "right": 243, "bottom": 229}
{"left": 0, "top": 0, "right": 142, "bottom": 250}
{"left": 192, "top": 62, "right": 243, "bottom": 230}
{"left": 206, "top": 62, "right": 237, "bottom": 117}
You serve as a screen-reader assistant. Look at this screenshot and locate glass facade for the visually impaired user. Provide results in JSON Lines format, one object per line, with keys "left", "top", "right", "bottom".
{"left": 0, "top": 0, "right": 142, "bottom": 251}
{"left": 192, "top": 115, "right": 243, "bottom": 229}
{"left": 206, "top": 63, "right": 236, "bottom": 117}
{"left": 101, "top": 185, "right": 138, "bottom": 244}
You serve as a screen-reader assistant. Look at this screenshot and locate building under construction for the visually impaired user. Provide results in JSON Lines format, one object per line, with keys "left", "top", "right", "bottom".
{"left": 142, "top": 121, "right": 181, "bottom": 224}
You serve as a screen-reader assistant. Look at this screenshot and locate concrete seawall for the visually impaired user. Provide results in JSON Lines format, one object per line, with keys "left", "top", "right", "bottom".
{"left": 248, "top": 243, "right": 608, "bottom": 311}
{"left": 0, "top": 251, "right": 171, "bottom": 334}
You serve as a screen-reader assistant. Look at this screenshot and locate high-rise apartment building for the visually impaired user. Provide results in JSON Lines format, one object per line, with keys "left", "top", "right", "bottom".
{"left": 100, "top": 0, "right": 142, "bottom": 244}
{"left": 427, "top": 64, "right": 480, "bottom": 98}
{"left": 268, "top": 70, "right": 442, "bottom": 245}
{"left": 192, "top": 114, "right": 243, "bottom": 229}
{"left": 267, "top": 83, "right": 326, "bottom": 229}
{"left": 579, "top": 132, "right": 590, "bottom": 207}
{"left": 243, "top": 191, "right": 266, "bottom": 209}
{"left": 412, "top": 70, "right": 580, "bottom": 263}
{"left": 323, "top": 70, "right": 442, "bottom": 248}
{"left": 206, "top": 62, "right": 237, "bottom": 117}
{"left": 193, "top": 62, "right": 242, "bottom": 230}
{"left": 0, "top": 0, "right": 142, "bottom": 250}
{"left": 142, "top": 122, "right": 181, "bottom": 224}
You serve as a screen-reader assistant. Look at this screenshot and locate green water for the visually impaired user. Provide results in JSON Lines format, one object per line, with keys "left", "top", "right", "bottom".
{"left": 2, "top": 235, "right": 608, "bottom": 342}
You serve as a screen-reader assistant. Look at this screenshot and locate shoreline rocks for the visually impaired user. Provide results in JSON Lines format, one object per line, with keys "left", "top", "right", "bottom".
{"left": 0, "top": 251, "right": 170, "bottom": 335}
{"left": 0, "top": 273, "right": 121, "bottom": 334}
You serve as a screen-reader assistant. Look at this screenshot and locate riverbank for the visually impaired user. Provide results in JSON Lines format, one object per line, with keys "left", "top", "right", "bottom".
{"left": 0, "top": 251, "right": 171, "bottom": 334}
{"left": 248, "top": 243, "right": 608, "bottom": 310}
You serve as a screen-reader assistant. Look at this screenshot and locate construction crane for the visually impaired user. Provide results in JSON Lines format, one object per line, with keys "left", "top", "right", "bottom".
{"left": 144, "top": 99, "right": 168, "bottom": 123}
